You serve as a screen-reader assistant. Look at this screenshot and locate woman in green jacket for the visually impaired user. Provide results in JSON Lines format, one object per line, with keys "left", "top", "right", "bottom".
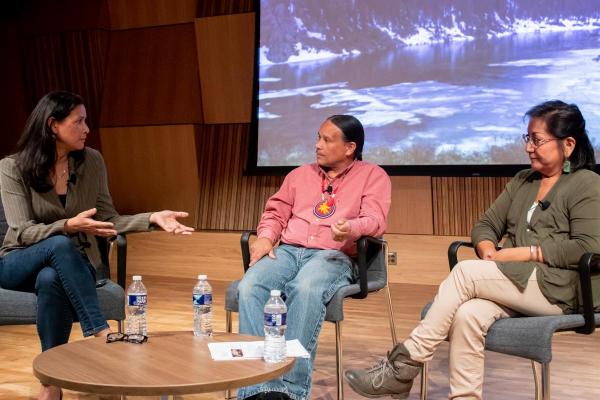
{"left": 345, "top": 100, "right": 600, "bottom": 400}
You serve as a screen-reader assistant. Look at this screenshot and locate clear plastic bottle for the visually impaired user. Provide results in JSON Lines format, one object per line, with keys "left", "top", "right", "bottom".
{"left": 193, "top": 274, "right": 213, "bottom": 336}
{"left": 126, "top": 275, "right": 147, "bottom": 336}
{"left": 263, "top": 289, "right": 287, "bottom": 363}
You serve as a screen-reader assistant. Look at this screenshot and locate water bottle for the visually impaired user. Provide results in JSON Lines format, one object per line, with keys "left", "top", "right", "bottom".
{"left": 263, "top": 289, "right": 287, "bottom": 363}
{"left": 193, "top": 274, "right": 213, "bottom": 336}
{"left": 126, "top": 275, "right": 147, "bottom": 336}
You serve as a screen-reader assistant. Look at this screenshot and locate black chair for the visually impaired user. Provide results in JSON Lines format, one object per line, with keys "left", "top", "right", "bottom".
{"left": 419, "top": 241, "right": 600, "bottom": 400}
{"left": 224, "top": 231, "right": 397, "bottom": 400}
{"left": 0, "top": 200, "right": 128, "bottom": 332}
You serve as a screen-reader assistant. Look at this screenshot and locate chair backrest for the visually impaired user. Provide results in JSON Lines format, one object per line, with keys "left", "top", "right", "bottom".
{"left": 364, "top": 240, "right": 386, "bottom": 281}
{"left": 351, "top": 237, "right": 388, "bottom": 299}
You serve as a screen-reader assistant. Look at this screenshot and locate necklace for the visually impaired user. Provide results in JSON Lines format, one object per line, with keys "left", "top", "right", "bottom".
{"left": 313, "top": 177, "right": 339, "bottom": 219}
{"left": 52, "top": 165, "right": 68, "bottom": 186}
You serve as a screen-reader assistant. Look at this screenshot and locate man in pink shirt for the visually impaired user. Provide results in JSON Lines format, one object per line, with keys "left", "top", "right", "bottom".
{"left": 236, "top": 115, "right": 391, "bottom": 400}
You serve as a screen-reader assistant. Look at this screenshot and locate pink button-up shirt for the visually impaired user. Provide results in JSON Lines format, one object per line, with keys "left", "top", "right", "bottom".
{"left": 257, "top": 161, "right": 391, "bottom": 256}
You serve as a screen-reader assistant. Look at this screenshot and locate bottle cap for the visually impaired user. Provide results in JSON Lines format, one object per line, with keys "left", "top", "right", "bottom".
{"left": 133, "top": 275, "right": 142, "bottom": 281}
{"left": 198, "top": 274, "right": 207, "bottom": 280}
{"left": 270, "top": 289, "right": 281, "bottom": 296}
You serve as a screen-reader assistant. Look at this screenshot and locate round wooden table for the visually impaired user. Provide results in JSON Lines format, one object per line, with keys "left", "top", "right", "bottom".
{"left": 33, "top": 331, "right": 295, "bottom": 396}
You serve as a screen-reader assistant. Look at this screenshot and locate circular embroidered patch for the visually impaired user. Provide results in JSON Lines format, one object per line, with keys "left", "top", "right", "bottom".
{"left": 313, "top": 200, "right": 336, "bottom": 219}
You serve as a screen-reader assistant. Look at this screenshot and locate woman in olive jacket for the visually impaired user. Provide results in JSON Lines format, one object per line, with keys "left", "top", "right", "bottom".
{"left": 345, "top": 100, "right": 600, "bottom": 400}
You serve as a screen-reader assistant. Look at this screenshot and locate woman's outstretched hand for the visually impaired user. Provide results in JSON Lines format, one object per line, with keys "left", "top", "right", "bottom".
{"left": 64, "top": 208, "right": 117, "bottom": 237}
{"left": 149, "top": 210, "right": 195, "bottom": 235}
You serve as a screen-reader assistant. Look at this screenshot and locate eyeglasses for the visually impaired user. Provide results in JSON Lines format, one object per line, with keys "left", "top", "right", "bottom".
{"left": 106, "top": 332, "right": 148, "bottom": 344}
{"left": 522, "top": 134, "right": 558, "bottom": 148}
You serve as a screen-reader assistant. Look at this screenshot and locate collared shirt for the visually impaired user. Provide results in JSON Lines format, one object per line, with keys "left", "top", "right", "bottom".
{"left": 257, "top": 160, "right": 391, "bottom": 256}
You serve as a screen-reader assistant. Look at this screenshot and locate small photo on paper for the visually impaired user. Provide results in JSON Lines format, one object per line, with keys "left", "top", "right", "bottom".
{"left": 231, "top": 348, "right": 244, "bottom": 358}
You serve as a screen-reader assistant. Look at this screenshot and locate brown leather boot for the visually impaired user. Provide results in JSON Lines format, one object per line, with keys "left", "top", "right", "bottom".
{"left": 344, "top": 343, "right": 423, "bottom": 399}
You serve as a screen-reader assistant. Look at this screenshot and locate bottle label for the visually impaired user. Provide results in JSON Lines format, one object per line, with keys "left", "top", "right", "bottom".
{"left": 193, "top": 293, "right": 212, "bottom": 306}
{"left": 128, "top": 294, "right": 147, "bottom": 306}
{"left": 264, "top": 312, "right": 287, "bottom": 326}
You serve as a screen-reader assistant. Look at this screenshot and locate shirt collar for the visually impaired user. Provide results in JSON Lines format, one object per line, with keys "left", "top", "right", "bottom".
{"left": 318, "top": 159, "right": 358, "bottom": 181}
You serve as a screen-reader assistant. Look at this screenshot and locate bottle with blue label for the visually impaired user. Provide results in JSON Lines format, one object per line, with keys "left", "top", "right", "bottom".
{"left": 263, "top": 289, "right": 287, "bottom": 363}
{"left": 126, "top": 275, "right": 147, "bottom": 336}
{"left": 193, "top": 274, "right": 213, "bottom": 336}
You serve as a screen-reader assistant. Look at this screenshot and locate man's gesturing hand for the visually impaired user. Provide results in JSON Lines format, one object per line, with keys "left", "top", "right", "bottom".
{"left": 249, "top": 237, "right": 276, "bottom": 266}
{"left": 331, "top": 218, "right": 351, "bottom": 242}
{"left": 64, "top": 208, "right": 117, "bottom": 237}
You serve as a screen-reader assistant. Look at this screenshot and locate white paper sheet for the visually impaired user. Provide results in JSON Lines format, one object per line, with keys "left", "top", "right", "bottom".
{"left": 208, "top": 339, "right": 310, "bottom": 361}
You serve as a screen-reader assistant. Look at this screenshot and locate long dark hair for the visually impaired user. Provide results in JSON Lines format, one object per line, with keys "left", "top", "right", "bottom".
{"left": 525, "top": 100, "right": 596, "bottom": 172}
{"left": 327, "top": 115, "right": 365, "bottom": 160}
{"left": 15, "top": 91, "right": 85, "bottom": 192}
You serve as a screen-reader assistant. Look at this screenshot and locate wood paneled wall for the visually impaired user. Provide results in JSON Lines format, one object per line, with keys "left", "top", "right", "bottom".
{"left": 196, "top": 0, "right": 255, "bottom": 17}
{"left": 389, "top": 177, "right": 434, "bottom": 234}
{"left": 0, "top": 21, "right": 27, "bottom": 157}
{"left": 195, "top": 13, "right": 255, "bottom": 123}
{"left": 100, "top": 125, "right": 199, "bottom": 226}
{"left": 18, "top": 30, "right": 109, "bottom": 150}
{"left": 0, "top": 0, "right": 513, "bottom": 237}
{"left": 106, "top": 0, "right": 198, "bottom": 29}
{"left": 432, "top": 176, "right": 511, "bottom": 236}
{"left": 195, "top": 124, "right": 284, "bottom": 230}
{"left": 100, "top": 23, "right": 203, "bottom": 127}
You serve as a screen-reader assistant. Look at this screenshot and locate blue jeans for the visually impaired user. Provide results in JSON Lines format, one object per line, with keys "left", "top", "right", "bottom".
{"left": 0, "top": 235, "right": 109, "bottom": 351}
{"left": 236, "top": 244, "right": 354, "bottom": 400}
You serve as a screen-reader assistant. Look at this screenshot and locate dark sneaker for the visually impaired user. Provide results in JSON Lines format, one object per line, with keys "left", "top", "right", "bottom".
{"left": 263, "top": 392, "right": 292, "bottom": 400}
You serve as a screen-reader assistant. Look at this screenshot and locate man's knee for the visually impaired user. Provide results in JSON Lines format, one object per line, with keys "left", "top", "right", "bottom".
{"left": 237, "top": 274, "right": 255, "bottom": 300}
{"left": 238, "top": 264, "right": 270, "bottom": 299}
{"left": 285, "top": 278, "right": 325, "bottom": 303}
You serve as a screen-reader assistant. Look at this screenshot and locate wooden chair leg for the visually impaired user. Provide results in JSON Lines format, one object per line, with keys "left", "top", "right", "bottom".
{"left": 420, "top": 362, "right": 428, "bottom": 400}
{"left": 531, "top": 361, "right": 550, "bottom": 400}
{"left": 336, "top": 321, "right": 344, "bottom": 400}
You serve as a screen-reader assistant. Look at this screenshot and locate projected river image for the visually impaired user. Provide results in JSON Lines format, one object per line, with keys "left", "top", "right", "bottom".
{"left": 258, "top": 30, "right": 600, "bottom": 166}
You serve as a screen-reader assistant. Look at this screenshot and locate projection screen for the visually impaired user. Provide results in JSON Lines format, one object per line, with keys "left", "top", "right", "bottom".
{"left": 252, "top": 1, "right": 600, "bottom": 175}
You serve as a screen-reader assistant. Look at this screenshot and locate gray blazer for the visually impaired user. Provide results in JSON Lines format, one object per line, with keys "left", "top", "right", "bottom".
{"left": 0, "top": 147, "right": 152, "bottom": 268}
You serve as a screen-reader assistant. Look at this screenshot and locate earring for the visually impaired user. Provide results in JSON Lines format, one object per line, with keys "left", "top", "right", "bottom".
{"left": 562, "top": 159, "right": 571, "bottom": 174}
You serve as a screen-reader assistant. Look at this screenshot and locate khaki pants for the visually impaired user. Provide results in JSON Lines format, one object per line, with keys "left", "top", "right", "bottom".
{"left": 403, "top": 260, "right": 563, "bottom": 400}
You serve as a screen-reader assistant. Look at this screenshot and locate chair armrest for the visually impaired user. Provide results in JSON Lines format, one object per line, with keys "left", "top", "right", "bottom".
{"left": 355, "top": 236, "right": 387, "bottom": 299}
{"left": 447, "top": 240, "right": 503, "bottom": 270}
{"left": 240, "top": 230, "right": 257, "bottom": 272}
{"left": 115, "top": 234, "right": 127, "bottom": 290}
{"left": 448, "top": 241, "right": 474, "bottom": 270}
{"left": 576, "top": 253, "right": 600, "bottom": 334}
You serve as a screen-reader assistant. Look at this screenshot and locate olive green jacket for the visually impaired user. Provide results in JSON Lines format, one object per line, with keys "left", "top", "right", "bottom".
{"left": 472, "top": 168, "right": 600, "bottom": 313}
{"left": 0, "top": 147, "right": 152, "bottom": 269}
